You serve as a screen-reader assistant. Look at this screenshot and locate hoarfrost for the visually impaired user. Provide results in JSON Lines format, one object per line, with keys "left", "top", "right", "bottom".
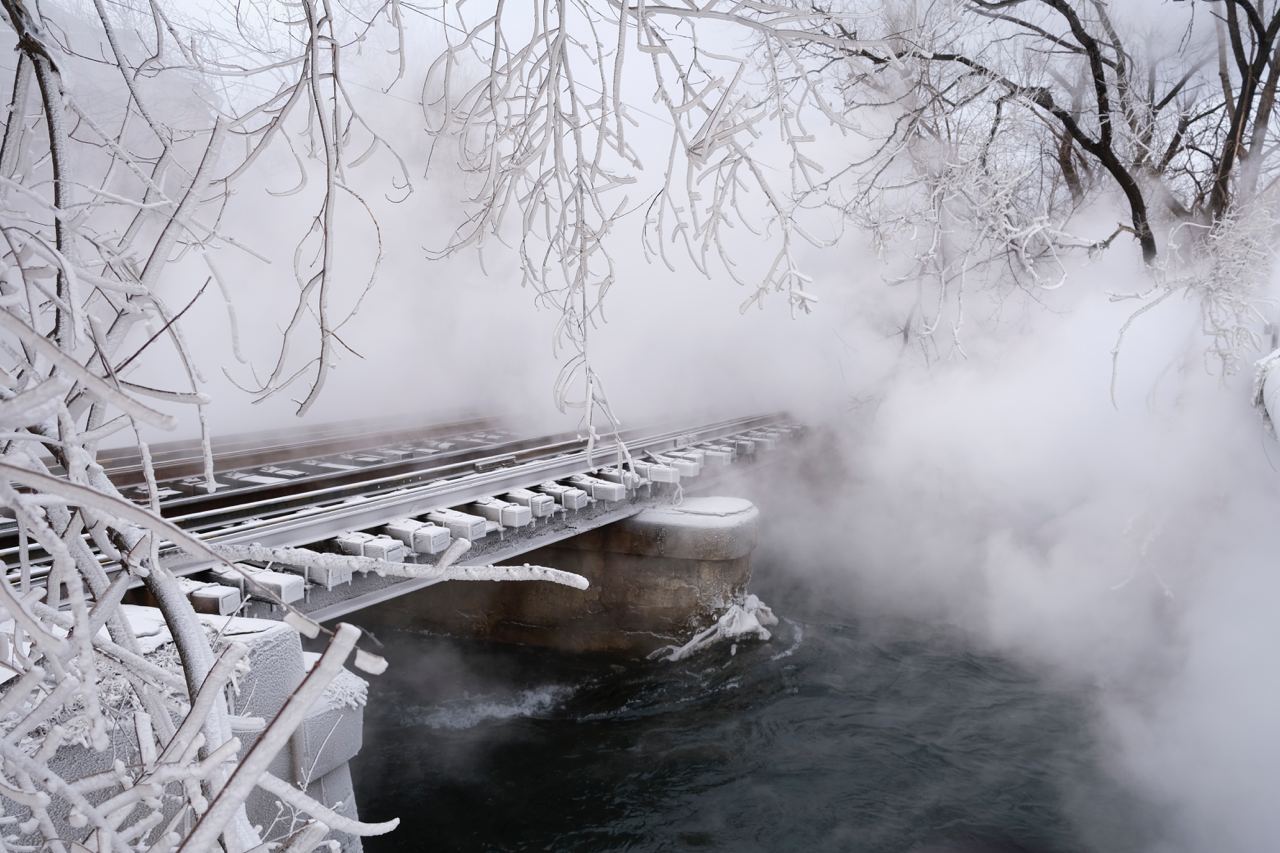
{"left": 651, "top": 594, "right": 779, "bottom": 662}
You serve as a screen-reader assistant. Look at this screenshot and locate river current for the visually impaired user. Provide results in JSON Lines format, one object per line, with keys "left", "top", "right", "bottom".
{"left": 351, "top": 566, "right": 1157, "bottom": 853}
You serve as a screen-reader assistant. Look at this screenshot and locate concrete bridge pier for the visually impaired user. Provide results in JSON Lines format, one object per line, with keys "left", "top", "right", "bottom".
{"left": 355, "top": 497, "right": 760, "bottom": 657}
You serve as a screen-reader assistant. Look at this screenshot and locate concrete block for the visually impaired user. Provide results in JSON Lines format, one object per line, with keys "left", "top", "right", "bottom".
{"left": 654, "top": 454, "right": 701, "bottom": 477}
{"left": 410, "top": 523, "right": 451, "bottom": 555}
{"left": 469, "top": 498, "right": 531, "bottom": 528}
{"left": 211, "top": 564, "right": 305, "bottom": 604}
{"left": 11, "top": 609, "right": 364, "bottom": 853}
{"left": 567, "top": 474, "right": 626, "bottom": 502}
{"left": 383, "top": 518, "right": 423, "bottom": 546}
{"left": 696, "top": 444, "right": 734, "bottom": 465}
{"left": 293, "top": 656, "right": 367, "bottom": 783}
{"left": 560, "top": 496, "right": 760, "bottom": 561}
{"left": 219, "top": 621, "right": 365, "bottom": 853}
{"left": 504, "top": 488, "right": 557, "bottom": 518}
{"left": 276, "top": 558, "right": 353, "bottom": 590}
{"left": 536, "top": 481, "right": 589, "bottom": 510}
{"left": 220, "top": 614, "right": 308, "bottom": 720}
{"left": 178, "top": 578, "right": 242, "bottom": 615}
{"left": 362, "top": 536, "right": 404, "bottom": 562}
{"left": 427, "top": 508, "right": 487, "bottom": 541}
{"left": 597, "top": 467, "right": 643, "bottom": 490}
{"left": 335, "top": 532, "right": 374, "bottom": 556}
{"left": 632, "top": 460, "right": 679, "bottom": 484}
{"left": 304, "top": 764, "right": 364, "bottom": 853}
{"left": 612, "top": 497, "right": 759, "bottom": 560}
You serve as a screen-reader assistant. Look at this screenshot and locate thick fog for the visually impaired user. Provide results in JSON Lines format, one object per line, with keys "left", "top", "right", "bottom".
{"left": 169, "top": 143, "right": 1280, "bottom": 852}
{"left": 65, "top": 4, "right": 1279, "bottom": 852}
{"left": 764, "top": 245, "right": 1280, "bottom": 853}
{"left": 130, "top": 79, "right": 834, "bottom": 441}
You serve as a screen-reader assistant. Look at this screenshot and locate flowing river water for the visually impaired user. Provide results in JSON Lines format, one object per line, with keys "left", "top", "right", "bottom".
{"left": 350, "top": 564, "right": 1160, "bottom": 853}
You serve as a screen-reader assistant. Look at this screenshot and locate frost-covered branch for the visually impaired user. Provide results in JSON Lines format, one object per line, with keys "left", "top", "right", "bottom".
{"left": 431, "top": 1, "right": 1279, "bottom": 370}
{"left": 0, "top": 0, "right": 413, "bottom": 848}
{"left": 213, "top": 542, "right": 592, "bottom": 591}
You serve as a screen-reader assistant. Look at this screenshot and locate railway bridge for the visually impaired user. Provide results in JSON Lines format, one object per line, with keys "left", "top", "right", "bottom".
{"left": 13, "top": 412, "right": 804, "bottom": 648}
{"left": 1, "top": 413, "right": 803, "bottom": 850}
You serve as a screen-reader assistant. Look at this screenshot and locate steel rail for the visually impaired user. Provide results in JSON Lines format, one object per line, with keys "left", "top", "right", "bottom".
{"left": 272, "top": 453, "right": 785, "bottom": 623}
{"left": 161, "top": 413, "right": 784, "bottom": 576}
{"left": 98, "top": 415, "right": 497, "bottom": 485}
{"left": 0, "top": 415, "right": 756, "bottom": 565}
{"left": 2, "top": 413, "right": 788, "bottom": 584}
{"left": 151, "top": 412, "right": 780, "bottom": 532}
{"left": 0, "top": 420, "right": 516, "bottom": 549}
{"left": 150, "top": 429, "right": 575, "bottom": 520}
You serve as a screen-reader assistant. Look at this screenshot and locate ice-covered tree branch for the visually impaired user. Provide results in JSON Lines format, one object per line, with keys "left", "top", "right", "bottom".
{"left": 0, "top": 0, "right": 419, "bottom": 848}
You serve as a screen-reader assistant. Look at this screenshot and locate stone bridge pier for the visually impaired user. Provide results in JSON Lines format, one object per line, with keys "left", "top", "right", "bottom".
{"left": 355, "top": 496, "right": 760, "bottom": 657}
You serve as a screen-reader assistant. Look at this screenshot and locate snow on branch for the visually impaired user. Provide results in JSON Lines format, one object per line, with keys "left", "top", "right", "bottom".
{"left": 427, "top": 1, "right": 1279, "bottom": 370}
{"left": 0, "top": 0, "right": 415, "bottom": 847}
{"left": 213, "top": 542, "right": 592, "bottom": 591}
{"left": 650, "top": 594, "right": 778, "bottom": 663}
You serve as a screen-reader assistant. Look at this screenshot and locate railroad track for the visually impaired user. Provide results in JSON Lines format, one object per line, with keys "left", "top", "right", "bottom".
{"left": 97, "top": 413, "right": 499, "bottom": 487}
{"left": 3, "top": 413, "right": 804, "bottom": 620}
{"left": 0, "top": 417, "right": 512, "bottom": 550}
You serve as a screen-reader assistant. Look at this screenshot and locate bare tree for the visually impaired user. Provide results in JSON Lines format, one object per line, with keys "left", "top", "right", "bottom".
{"left": 0, "top": 0, "right": 413, "bottom": 845}
{"left": 0, "top": 0, "right": 591, "bottom": 849}
{"left": 806, "top": 0, "right": 1280, "bottom": 367}
{"left": 3, "top": 0, "right": 1277, "bottom": 847}
{"left": 430, "top": 1, "right": 1279, "bottom": 371}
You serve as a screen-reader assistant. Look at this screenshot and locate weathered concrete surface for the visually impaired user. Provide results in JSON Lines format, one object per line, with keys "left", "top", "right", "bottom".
{"left": 354, "top": 497, "right": 760, "bottom": 656}
{"left": 237, "top": 640, "right": 368, "bottom": 851}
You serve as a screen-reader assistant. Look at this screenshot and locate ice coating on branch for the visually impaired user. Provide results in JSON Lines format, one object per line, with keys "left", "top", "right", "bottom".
{"left": 443, "top": 564, "right": 590, "bottom": 588}
{"left": 1252, "top": 348, "right": 1280, "bottom": 433}
{"left": 0, "top": 377, "right": 71, "bottom": 428}
{"left": 303, "top": 652, "right": 368, "bottom": 710}
{"left": 213, "top": 543, "right": 590, "bottom": 590}
{"left": 650, "top": 594, "right": 778, "bottom": 662}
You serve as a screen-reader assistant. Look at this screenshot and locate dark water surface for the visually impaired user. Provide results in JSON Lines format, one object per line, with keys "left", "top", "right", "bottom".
{"left": 351, "top": 577, "right": 1152, "bottom": 853}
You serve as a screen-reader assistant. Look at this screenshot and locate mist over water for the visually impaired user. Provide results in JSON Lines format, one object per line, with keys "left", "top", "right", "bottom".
{"left": 94, "top": 12, "right": 1280, "bottom": 850}
{"left": 5, "top": 2, "right": 1278, "bottom": 851}
{"left": 339, "top": 252, "right": 1280, "bottom": 852}
{"left": 149, "top": 161, "right": 1280, "bottom": 849}
{"left": 351, "top": 561, "right": 1155, "bottom": 853}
